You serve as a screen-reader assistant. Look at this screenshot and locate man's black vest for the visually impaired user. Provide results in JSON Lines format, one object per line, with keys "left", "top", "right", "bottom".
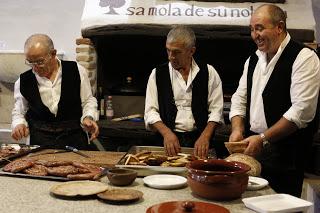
{"left": 246, "top": 40, "right": 319, "bottom": 170}
{"left": 155, "top": 62, "right": 209, "bottom": 132}
{"left": 20, "top": 60, "right": 82, "bottom": 122}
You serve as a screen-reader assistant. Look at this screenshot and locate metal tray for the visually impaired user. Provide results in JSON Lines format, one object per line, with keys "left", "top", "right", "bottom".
{"left": 0, "top": 169, "right": 68, "bottom": 181}
{"left": 0, "top": 144, "right": 41, "bottom": 164}
{"left": 116, "top": 146, "right": 194, "bottom": 177}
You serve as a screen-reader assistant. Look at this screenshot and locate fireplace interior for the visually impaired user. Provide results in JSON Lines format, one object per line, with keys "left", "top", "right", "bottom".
{"left": 90, "top": 32, "right": 257, "bottom": 118}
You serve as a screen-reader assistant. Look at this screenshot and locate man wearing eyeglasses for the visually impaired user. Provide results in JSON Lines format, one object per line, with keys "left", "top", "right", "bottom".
{"left": 11, "top": 34, "right": 99, "bottom": 150}
{"left": 229, "top": 4, "right": 320, "bottom": 197}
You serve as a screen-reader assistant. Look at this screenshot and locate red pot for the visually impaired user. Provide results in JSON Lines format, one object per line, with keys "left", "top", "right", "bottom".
{"left": 186, "top": 159, "right": 250, "bottom": 200}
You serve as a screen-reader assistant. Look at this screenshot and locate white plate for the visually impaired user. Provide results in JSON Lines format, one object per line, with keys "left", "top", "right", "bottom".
{"left": 247, "top": 176, "right": 269, "bottom": 190}
{"left": 242, "top": 194, "right": 313, "bottom": 213}
{"left": 143, "top": 174, "right": 187, "bottom": 189}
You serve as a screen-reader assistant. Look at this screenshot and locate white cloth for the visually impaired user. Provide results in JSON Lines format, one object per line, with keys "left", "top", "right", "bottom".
{"left": 144, "top": 58, "right": 224, "bottom": 132}
{"left": 11, "top": 59, "right": 98, "bottom": 130}
{"left": 230, "top": 34, "right": 320, "bottom": 133}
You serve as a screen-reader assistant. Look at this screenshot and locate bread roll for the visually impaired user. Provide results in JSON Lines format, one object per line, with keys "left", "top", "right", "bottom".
{"left": 225, "top": 153, "right": 261, "bottom": 177}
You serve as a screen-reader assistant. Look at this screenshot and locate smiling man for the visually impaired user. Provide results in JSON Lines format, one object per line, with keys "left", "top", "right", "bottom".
{"left": 11, "top": 34, "right": 99, "bottom": 149}
{"left": 229, "top": 4, "right": 320, "bottom": 197}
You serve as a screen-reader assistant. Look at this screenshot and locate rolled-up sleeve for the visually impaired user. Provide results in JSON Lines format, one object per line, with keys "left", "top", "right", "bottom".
{"left": 78, "top": 64, "right": 98, "bottom": 122}
{"left": 11, "top": 78, "right": 29, "bottom": 129}
{"left": 283, "top": 48, "right": 320, "bottom": 128}
{"left": 229, "top": 59, "right": 249, "bottom": 121}
{"left": 207, "top": 65, "right": 224, "bottom": 124}
{"left": 144, "top": 69, "right": 162, "bottom": 130}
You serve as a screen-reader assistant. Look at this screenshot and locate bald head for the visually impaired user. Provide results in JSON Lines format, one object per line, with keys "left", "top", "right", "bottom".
{"left": 24, "top": 34, "right": 54, "bottom": 54}
{"left": 254, "top": 4, "right": 287, "bottom": 30}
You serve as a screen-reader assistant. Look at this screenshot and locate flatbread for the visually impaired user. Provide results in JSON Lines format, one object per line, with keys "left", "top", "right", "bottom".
{"left": 50, "top": 180, "right": 108, "bottom": 196}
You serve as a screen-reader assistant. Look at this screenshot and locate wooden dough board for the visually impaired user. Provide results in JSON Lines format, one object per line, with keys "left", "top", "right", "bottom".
{"left": 21, "top": 149, "right": 126, "bottom": 167}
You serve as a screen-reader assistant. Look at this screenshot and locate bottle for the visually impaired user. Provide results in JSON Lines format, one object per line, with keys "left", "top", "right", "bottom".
{"left": 106, "top": 96, "right": 114, "bottom": 120}
{"left": 98, "top": 86, "right": 105, "bottom": 119}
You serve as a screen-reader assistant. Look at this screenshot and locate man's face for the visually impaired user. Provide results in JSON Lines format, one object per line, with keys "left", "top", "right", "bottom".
{"left": 25, "top": 46, "right": 54, "bottom": 78}
{"left": 166, "top": 41, "right": 195, "bottom": 71}
{"left": 250, "top": 9, "right": 282, "bottom": 55}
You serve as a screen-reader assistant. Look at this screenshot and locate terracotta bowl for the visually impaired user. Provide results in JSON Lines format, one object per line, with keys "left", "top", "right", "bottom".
{"left": 186, "top": 159, "right": 250, "bottom": 200}
{"left": 107, "top": 168, "right": 137, "bottom": 186}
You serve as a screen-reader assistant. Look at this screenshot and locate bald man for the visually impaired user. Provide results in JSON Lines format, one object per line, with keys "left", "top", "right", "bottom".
{"left": 229, "top": 4, "right": 320, "bottom": 196}
{"left": 11, "top": 34, "right": 99, "bottom": 150}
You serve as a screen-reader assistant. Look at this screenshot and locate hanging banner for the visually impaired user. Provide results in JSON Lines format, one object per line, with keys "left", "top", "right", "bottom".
{"left": 81, "top": 0, "right": 315, "bottom": 32}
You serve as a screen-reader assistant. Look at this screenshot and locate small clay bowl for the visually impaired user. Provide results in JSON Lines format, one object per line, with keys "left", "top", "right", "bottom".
{"left": 107, "top": 168, "right": 137, "bottom": 186}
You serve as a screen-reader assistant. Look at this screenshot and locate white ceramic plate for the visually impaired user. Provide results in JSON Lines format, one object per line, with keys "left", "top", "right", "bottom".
{"left": 247, "top": 176, "right": 269, "bottom": 190}
{"left": 143, "top": 174, "right": 187, "bottom": 189}
{"left": 242, "top": 194, "right": 313, "bottom": 213}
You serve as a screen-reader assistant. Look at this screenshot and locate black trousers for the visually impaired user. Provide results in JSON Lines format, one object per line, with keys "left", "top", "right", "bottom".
{"left": 28, "top": 119, "right": 90, "bottom": 150}
{"left": 261, "top": 167, "right": 304, "bottom": 197}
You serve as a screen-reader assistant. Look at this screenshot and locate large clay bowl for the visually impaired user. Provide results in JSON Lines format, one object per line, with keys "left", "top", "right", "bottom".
{"left": 186, "top": 159, "right": 250, "bottom": 200}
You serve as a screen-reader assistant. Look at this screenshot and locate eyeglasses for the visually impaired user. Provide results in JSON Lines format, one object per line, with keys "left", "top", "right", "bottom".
{"left": 25, "top": 53, "right": 51, "bottom": 67}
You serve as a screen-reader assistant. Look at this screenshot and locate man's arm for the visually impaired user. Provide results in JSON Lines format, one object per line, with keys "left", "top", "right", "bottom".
{"left": 194, "top": 121, "right": 218, "bottom": 158}
{"left": 144, "top": 69, "right": 181, "bottom": 156}
{"left": 243, "top": 117, "right": 298, "bottom": 157}
{"left": 229, "top": 115, "right": 245, "bottom": 142}
{"left": 78, "top": 64, "right": 99, "bottom": 140}
{"left": 151, "top": 121, "right": 180, "bottom": 156}
{"left": 11, "top": 78, "right": 29, "bottom": 141}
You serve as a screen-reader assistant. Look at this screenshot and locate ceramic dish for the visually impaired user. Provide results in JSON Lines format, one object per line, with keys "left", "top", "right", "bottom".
{"left": 97, "top": 188, "right": 143, "bottom": 202}
{"left": 242, "top": 194, "right": 313, "bottom": 213}
{"left": 247, "top": 176, "right": 269, "bottom": 190}
{"left": 50, "top": 180, "right": 108, "bottom": 197}
{"left": 143, "top": 174, "right": 187, "bottom": 189}
{"left": 146, "top": 201, "right": 230, "bottom": 213}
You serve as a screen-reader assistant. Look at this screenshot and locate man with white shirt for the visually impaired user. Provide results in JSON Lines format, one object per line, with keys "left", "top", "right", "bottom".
{"left": 229, "top": 4, "right": 320, "bottom": 197}
{"left": 11, "top": 34, "right": 99, "bottom": 149}
{"left": 144, "top": 25, "right": 225, "bottom": 159}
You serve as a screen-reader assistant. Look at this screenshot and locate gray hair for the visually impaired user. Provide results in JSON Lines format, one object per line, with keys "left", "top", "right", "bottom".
{"left": 256, "top": 4, "right": 287, "bottom": 30}
{"left": 24, "top": 34, "right": 54, "bottom": 53}
{"left": 166, "top": 25, "right": 196, "bottom": 49}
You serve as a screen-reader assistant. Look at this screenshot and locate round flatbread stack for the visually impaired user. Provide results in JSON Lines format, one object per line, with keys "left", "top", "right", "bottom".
{"left": 225, "top": 153, "right": 261, "bottom": 177}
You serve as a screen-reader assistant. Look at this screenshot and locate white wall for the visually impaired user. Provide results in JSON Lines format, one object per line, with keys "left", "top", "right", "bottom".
{"left": 0, "top": 0, "right": 85, "bottom": 124}
{"left": 313, "top": 0, "right": 320, "bottom": 42}
{"left": 0, "top": 0, "right": 85, "bottom": 60}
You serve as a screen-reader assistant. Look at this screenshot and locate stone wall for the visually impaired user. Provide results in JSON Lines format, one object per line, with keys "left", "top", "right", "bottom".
{"left": 75, "top": 38, "right": 97, "bottom": 95}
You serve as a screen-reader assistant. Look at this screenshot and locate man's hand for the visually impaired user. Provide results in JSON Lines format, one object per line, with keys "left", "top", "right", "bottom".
{"left": 11, "top": 124, "right": 29, "bottom": 141}
{"left": 243, "top": 135, "right": 263, "bottom": 157}
{"left": 229, "top": 130, "right": 244, "bottom": 142}
{"left": 82, "top": 117, "right": 99, "bottom": 141}
{"left": 194, "top": 136, "right": 210, "bottom": 159}
{"left": 163, "top": 131, "right": 181, "bottom": 156}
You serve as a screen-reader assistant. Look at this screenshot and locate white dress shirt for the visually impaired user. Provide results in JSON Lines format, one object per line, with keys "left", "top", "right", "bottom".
{"left": 144, "top": 58, "right": 224, "bottom": 132}
{"left": 11, "top": 59, "right": 98, "bottom": 130}
{"left": 230, "top": 34, "right": 320, "bottom": 133}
